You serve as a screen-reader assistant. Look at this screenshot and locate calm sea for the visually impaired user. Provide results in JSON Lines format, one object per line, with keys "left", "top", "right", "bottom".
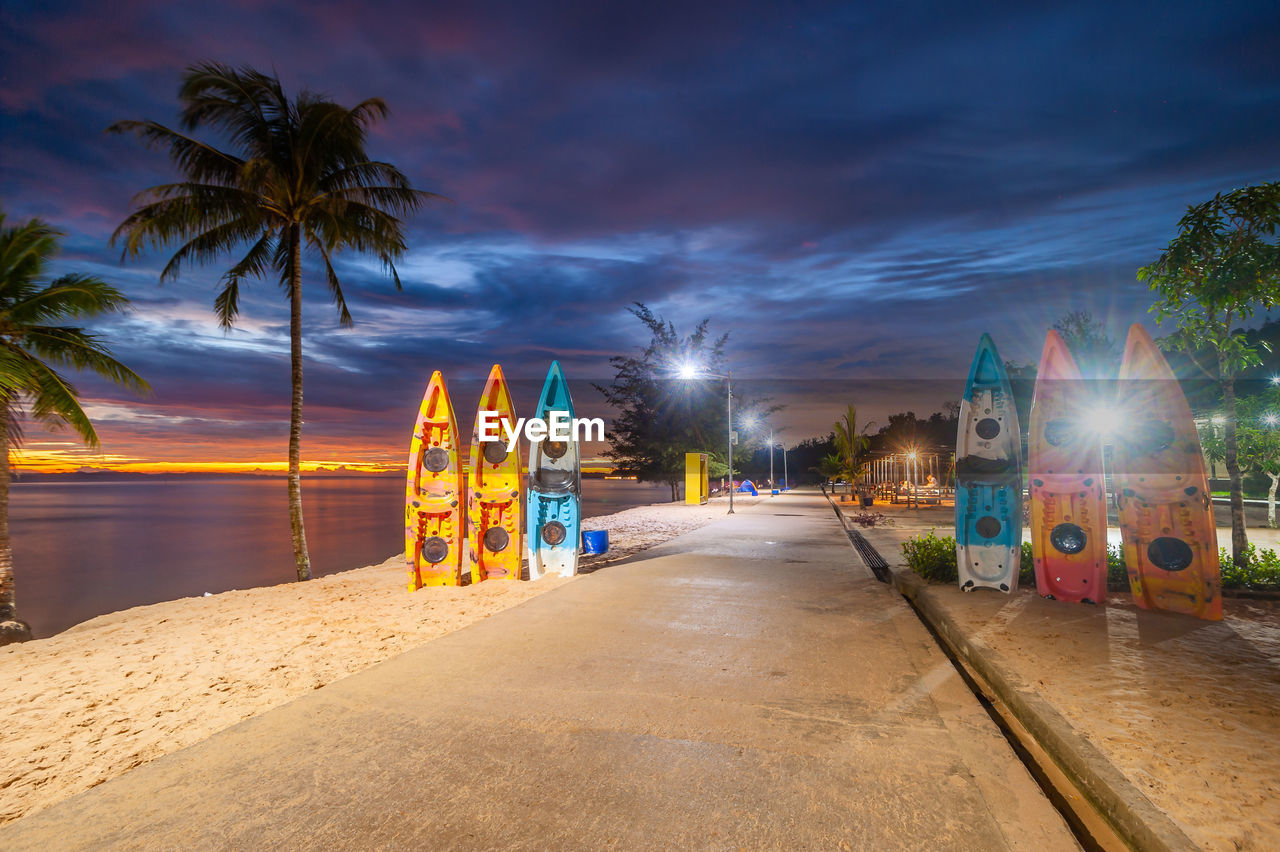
{"left": 10, "top": 476, "right": 673, "bottom": 639}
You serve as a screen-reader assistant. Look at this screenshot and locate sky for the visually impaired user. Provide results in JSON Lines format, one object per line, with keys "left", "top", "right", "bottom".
{"left": 1, "top": 0, "right": 1278, "bottom": 472}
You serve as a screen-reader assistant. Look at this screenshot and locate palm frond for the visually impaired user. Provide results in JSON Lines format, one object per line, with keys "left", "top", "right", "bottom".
{"left": 0, "top": 218, "right": 63, "bottom": 304}
{"left": 154, "top": 216, "right": 268, "bottom": 283}
{"left": 6, "top": 274, "right": 134, "bottom": 325}
{"left": 114, "top": 63, "right": 434, "bottom": 334}
{"left": 17, "top": 355, "right": 99, "bottom": 447}
{"left": 111, "top": 186, "right": 267, "bottom": 260}
{"left": 315, "top": 243, "right": 353, "bottom": 327}
{"left": 107, "top": 120, "right": 243, "bottom": 185}
{"left": 18, "top": 327, "right": 149, "bottom": 394}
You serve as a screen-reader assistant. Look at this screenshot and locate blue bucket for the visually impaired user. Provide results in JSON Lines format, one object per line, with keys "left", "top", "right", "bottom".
{"left": 581, "top": 530, "right": 609, "bottom": 555}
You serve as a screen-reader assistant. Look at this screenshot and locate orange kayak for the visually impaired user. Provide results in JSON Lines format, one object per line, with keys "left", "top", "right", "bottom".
{"left": 405, "top": 371, "right": 465, "bottom": 589}
{"left": 1113, "top": 325, "right": 1221, "bottom": 620}
{"left": 467, "top": 365, "right": 524, "bottom": 582}
{"left": 1028, "top": 330, "right": 1108, "bottom": 603}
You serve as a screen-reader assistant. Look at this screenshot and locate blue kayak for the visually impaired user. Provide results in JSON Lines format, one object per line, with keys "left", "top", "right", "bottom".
{"left": 527, "top": 361, "right": 581, "bottom": 579}
{"left": 955, "top": 333, "right": 1023, "bottom": 592}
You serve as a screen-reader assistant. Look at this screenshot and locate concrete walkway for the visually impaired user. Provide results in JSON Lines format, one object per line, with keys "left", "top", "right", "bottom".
{"left": 3, "top": 492, "right": 1075, "bottom": 850}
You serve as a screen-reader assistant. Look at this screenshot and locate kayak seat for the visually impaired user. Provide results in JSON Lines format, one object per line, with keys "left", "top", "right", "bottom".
{"left": 530, "top": 469, "right": 578, "bottom": 494}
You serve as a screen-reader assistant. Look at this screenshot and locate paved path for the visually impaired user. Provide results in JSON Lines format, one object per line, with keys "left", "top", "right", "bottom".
{"left": 3, "top": 492, "right": 1075, "bottom": 850}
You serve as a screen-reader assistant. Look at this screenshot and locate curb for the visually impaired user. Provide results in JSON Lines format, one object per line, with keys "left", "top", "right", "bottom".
{"left": 890, "top": 568, "right": 1199, "bottom": 852}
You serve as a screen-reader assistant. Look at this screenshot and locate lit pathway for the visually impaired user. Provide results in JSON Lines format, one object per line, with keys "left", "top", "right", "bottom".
{"left": 2, "top": 491, "right": 1075, "bottom": 850}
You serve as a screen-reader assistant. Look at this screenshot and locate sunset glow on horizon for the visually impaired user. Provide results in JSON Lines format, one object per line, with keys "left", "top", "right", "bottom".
{"left": 9, "top": 448, "right": 617, "bottom": 475}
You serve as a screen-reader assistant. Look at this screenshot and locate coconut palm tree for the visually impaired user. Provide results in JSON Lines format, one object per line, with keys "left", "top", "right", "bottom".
{"left": 111, "top": 62, "right": 441, "bottom": 581}
{"left": 833, "top": 404, "right": 867, "bottom": 498}
{"left": 0, "top": 214, "right": 148, "bottom": 645}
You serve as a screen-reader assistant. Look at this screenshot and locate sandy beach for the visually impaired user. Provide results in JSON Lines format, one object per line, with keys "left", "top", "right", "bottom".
{"left": 0, "top": 494, "right": 758, "bottom": 826}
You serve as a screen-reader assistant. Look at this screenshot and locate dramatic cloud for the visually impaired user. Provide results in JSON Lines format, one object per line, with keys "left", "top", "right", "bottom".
{"left": 2, "top": 0, "right": 1277, "bottom": 467}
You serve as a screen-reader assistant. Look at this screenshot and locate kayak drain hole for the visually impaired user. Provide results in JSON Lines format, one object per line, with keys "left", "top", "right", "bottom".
{"left": 421, "top": 536, "right": 449, "bottom": 564}
{"left": 1148, "top": 537, "right": 1193, "bottom": 571}
{"left": 541, "top": 521, "right": 567, "bottom": 546}
{"left": 422, "top": 447, "right": 450, "bottom": 473}
{"left": 483, "top": 527, "right": 509, "bottom": 552}
{"left": 1050, "top": 523, "right": 1087, "bottom": 555}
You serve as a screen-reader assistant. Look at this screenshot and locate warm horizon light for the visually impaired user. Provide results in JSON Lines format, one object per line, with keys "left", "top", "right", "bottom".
{"left": 9, "top": 449, "right": 618, "bottom": 475}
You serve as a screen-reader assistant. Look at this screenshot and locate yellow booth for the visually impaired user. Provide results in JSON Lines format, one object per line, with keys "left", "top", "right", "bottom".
{"left": 685, "top": 452, "right": 709, "bottom": 505}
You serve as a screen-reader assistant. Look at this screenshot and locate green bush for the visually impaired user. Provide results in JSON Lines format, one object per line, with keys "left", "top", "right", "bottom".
{"left": 1218, "top": 544, "right": 1280, "bottom": 590}
{"left": 902, "top": 532, "right": 1036, "bottom": 588}
{"left": 902, "top": 530, "right": 958, "bottom": 583}
{"left": 1108, "top": 544, "right": 1128, "bottom": 589}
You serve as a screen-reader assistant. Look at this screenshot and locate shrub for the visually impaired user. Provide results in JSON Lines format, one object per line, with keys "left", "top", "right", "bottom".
{"left": 1108, "top": 544, "right": 1128, "bottom": 589}
{"left": 849, "top": 511, "right": 891, "bottom": 528}
{"left": 901, "top": 532, "right": 1035, "bottom": 588}
{"left": 902, "top": 531, "right": 958, "bottom": 583}
{"left": 1218, "top": 544, "right": 1280, "bottom": 591}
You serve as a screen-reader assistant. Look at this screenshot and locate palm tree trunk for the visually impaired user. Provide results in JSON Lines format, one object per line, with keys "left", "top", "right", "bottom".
{"left": 0, "top": 404, "right": 33, "bottom": 644}
{"left": 1269, "top": 472, "right": 1278, "bottom": 529}
{"left": 1220, "top": 370, "right": 1248, "bottom": 568}
{"left": 288, "top": 224, "right": 311, "bottom": 581}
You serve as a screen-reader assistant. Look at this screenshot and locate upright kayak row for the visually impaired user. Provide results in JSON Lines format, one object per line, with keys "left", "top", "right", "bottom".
{"left": 405, "top": 361, "right": 582, "bottom": 589}
{"left": 956, "top": 324, "right": 1221, "bottom": 621}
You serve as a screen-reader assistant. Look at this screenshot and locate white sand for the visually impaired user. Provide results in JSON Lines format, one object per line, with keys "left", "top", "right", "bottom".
{"left": 0, "top": 495, "right": 753, "bottom": 826}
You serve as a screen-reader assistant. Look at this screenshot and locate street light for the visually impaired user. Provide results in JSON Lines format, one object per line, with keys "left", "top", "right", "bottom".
{"left": 782, "top": 442, "right": 789, "bottom": 491}
{"left": 679, "top": 360, "right": 736, "bottom": 514}
{"left": 768, "top": 427, "right": 775, "bottom": 494}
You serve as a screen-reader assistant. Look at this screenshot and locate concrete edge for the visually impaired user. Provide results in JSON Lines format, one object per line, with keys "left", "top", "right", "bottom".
{"left": 890, "top": 568, "right": 1199, "bottom": 852}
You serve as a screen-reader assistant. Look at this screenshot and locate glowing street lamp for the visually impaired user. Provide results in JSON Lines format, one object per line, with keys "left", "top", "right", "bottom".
{"left": 679, "top": 359, "right": 736, "bottom": 514}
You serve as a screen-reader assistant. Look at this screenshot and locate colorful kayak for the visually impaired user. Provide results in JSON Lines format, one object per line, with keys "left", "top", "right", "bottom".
{"left": 405, "top": 371, "right": 464, "bottom": 589}
{"left": 1028, "top": 330, "right": 1108, "bottom": 603}
{"left": 467, "top": 365, "right": 523, "bottom": 583}
{"left": 956, "top": 333, "right": 1023, "bottom": 592}
{"left": 527, "top": 361, "right": 580, "bottom": 580}
{"left": 1113, "top": 325, "right": 1221, "bottom": 620}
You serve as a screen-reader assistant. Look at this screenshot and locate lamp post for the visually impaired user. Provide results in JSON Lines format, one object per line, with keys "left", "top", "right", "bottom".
{"left": 768, "top": 427, "right": 774, "bottom": 494}
{"left": 782, "top": 442, "right": 789, "bottom": 491}
{"left": 680, "top": 362, "right": 735, "bottom": 514}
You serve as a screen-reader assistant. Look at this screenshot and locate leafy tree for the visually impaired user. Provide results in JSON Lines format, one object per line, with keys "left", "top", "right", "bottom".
{"left": 1139, "top": 182, "right": 1280, "bottom": 566}
{"left": 833, "top": 404, "right": 867, "bottom": 496}
{"left": 0, "top": 215, "right": 148, "bottom": 644}
{"left": 596, "top": 303, "right": 774, "bottom": 500}
{"left": 111, "top": 62, "right": 439, "bottom": 581}
{"left": 786, "top": 432, "right": 836, "bottom": 486}
{"left": 813, "top": 452, "right": 844, "bottom": 484}
{"left": 866, "top": 409, "right": 958, "bottom": 456}
{"left": 1003, "top": 360, "right": 1037, "bottom": 437}
{"left": 1201, "top": 392, "right": 1280, "bottom": 527}
{"left": 1053, "top": 310, "right": 1119, "bottom": 380}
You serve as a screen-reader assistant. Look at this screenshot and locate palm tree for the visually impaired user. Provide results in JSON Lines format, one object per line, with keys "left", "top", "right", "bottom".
{"left": 833, "top": 404, "right": 867, "bottom": 499}
{"left": 111, "top": 62, "right": 441, "bottom": 581}
{"left": 0, "top": 214, "right": 148, "bottom": 645}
